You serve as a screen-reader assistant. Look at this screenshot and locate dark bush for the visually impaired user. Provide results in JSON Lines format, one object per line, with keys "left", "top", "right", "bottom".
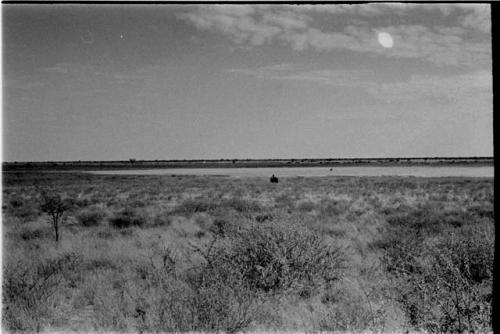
{"left": 83, "top": 257, "right": 117, "bottom": 271}
{"left": 153, "top": 213, "right": 172, "bottom": 226}
{"left": 5, "top": 195, "right": 40, "bottom": 222}
{"left": 9, "top": 197, "right": 24, "bottom": 208}
{"left": 109, "top": 208, "right": 146, "bottom": 228}
{"left": 255, "top": 213, "right": 274, "bottom": 222}
{"left": 208, "top": 218, "right": 235, "bottom": 237}
{"left": 297, "top": 201, "right": 316, "bottom": 212}
{"left": 39, "top": 191, "right": 73, "bottom": 242}
{"left": 76, "top": 206, "right": 106, "bottom": 227}
{"left": 320, "top": 199, "right": 349, "bottom": 216}
{"left": 96, "top": 229, "right": 113, "bottom": 239}
{"left": 19, "top": 227, "right": 50, "bottom": 241}
{"left": 467, "top": 203, "right": 494, "bottom": 219}
{"left": 73, "top": 197, "right": 92, "bottom": 208}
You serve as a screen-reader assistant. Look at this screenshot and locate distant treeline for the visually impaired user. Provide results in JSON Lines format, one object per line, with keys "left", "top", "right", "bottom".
{"left": 2, "top": 157, "right": 494, "bottom": 171}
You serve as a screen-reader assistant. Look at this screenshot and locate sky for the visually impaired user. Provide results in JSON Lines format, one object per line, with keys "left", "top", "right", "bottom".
{"left": 2, "top": 3, "right": 493, "bottom": 162}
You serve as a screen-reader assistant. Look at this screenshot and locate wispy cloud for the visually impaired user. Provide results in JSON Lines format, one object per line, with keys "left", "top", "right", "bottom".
{"left": 43, "top": 62, "right": 104, "bottom": 76}
{"left": 367, "top": 70, "right": 492, "bottom": 103}
{"left": 41, "top": 63, "right": 165, "bottom": 85}
{"left": 4, "top": 79, "right": 47, "bottom": 90}
{"left": 228, "top": 64, "right": 376, "bottom": 87}
{"left": 44, "top": 63, "right": 71, "bottom": 74}
{"left": 177, "top": 4, "right": 490, "bottom": 68}
{"left": 177, "top": 6, "right": 281, "bottom": 45}
{"left": 229, "top": 63, "right": 491, "bottom": 105}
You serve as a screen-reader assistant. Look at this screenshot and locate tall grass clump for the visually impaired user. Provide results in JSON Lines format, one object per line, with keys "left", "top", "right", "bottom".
{"left": 172, "top": 198, "right": 219, "bottom": 215}
{"left": 220, "top": 197, "right": 263, "bottom": 214}
{"left": 3, "top": 253, "right": 81, "bottom": 332}
{"left": 172, "top": 197, "right": 263, "bottom": 217}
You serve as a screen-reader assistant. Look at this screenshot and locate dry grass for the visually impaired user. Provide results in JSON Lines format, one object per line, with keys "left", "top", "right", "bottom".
{"left": 2, "top": 171, "right": 494, "bottom": 333}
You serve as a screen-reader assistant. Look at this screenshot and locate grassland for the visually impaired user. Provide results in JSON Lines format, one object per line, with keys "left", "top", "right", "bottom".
{"left": 2, "top": 171, "right": 494, "bottom": 333}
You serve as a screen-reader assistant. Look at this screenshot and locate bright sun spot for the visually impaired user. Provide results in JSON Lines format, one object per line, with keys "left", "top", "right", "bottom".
{"left": 377, "top": 32, "right": 393, "bottom": 48}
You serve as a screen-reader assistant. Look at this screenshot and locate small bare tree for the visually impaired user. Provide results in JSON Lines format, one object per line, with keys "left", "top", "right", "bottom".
{"left": 39, "top": 191, "right": 71, "bottom": 242}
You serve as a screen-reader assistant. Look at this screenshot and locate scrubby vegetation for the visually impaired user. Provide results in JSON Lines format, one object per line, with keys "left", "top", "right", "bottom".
{"left": 2, "top": 171, "right": 494, "bottom": 333}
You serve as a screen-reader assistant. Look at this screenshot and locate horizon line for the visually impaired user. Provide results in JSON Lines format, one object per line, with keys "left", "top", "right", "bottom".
{"left": 2, "top": 156, "right": 494, "bottom": 164}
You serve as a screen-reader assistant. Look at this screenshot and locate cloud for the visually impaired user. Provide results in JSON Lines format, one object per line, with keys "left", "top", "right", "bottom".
{"left": 44, "top": 63, "right": 71, "bottom": 74}
{"left": 177, "top": 4, "right": 491, "bottom": 68}
{"left": 113, "top": 73, "right": 149, "bottom": 82}
{"left": 43, "top": 63, "right": 104, "bottom": 76}
{"left": 293, "top": 3, "right": 490, "bottom": 32}
{"left": 177, "top": 6, "right": 280, "bottom": 45}
{"left": 460, "top": 5, "right": 490, "bottom": 33}
{"left": 261, "top": 11, "right": 311, "bottom": 30}
{"left": 41, "top": 63, "right": 165, "bottom": 85}
{"left": 229, "top": 65, "right": 376, "bottom": 88}
{"left": 378, "top": 25, "right": 490, "bottom": 67}
{"left": 4, "top": 79, "right": 47, "bottom": 90}
{"left": 229, "top": 63, "right": 491, "bottom": 107}
{"left": 367, "top": 70, "right": 492, "bottom": 103}
{"left": 279, "top": 69, "right": 375, "bottom": 86}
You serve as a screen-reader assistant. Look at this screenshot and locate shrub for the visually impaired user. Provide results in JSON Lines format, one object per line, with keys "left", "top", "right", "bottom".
{"left": 9, "top": 196, "right": 25, "bottom": 208}
{"left": 120, "top": 246, "right": 258, "bottom": 334}
{"left": 467, "top": 203, "right": 494, "bottom": 219}
{"left": 383, "top": 227, "right": 493, "bottom": 333}
{"left": 39, "top": 191, "right": 72, "bottom": 242}
{"left": 109, "top": 208, "right": 146, "bottom": 228}
{"left": 297, "top": 201, "right": 316, "bottom": 212}
{"left": 189, "top": 268, "right": 259, "bottom": 333}
{"left": 274, "top": 193, "right": 295, "bottom": 209}
{"left": 5, "top": 195, "right": 40, "bottom": 223}
{"left": 19, "top": 227, "right": 50, "bottom": 241}
{"left": 255, "top": 213, "right": 274, "bottom": 222}
{"left": 319, "top": 293, "right": 383, "bottom": 332}
{"left": 208, "top": 218, "right": 236, "bottom": 237}
{"left": 96, "top": 229, "right": 114, "bottom": 239}
{"left": 320, "top": 199, "right": 349, "bottom": 217}
{"left": 76, "top": 206, "right": 107, "bottom": 227}
{"left": 196, "top": 219, "right": 344, "bottom": 296}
